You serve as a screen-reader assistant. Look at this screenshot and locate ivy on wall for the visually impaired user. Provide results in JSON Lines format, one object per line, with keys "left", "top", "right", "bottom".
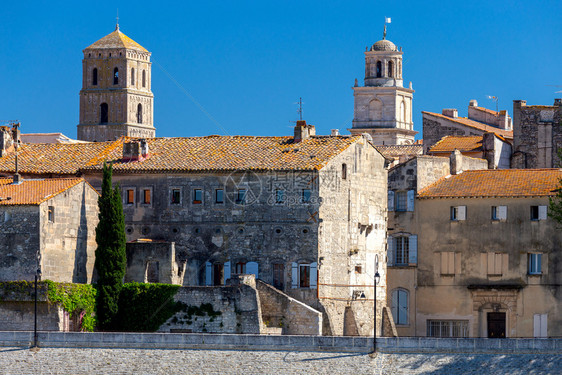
{"left": 44, "top": 280, "right": 97, "bottom": 332}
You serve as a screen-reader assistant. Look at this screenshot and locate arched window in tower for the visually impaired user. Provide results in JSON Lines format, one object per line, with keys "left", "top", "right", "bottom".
{"left": 100, "top": 103, "right": 109, "bottom": 124}
{"left": 131, "top": 68, "right": 135, "bottom": 85}
{"left": 400, "top": 101, "right": 406, "bottom": 124}
{"left": 137, "top": 103, "right": 143, "bottom": 124}
{"left": 398, "top": 61, "right": 402, "bottom": 78}
{"left": 142, "top": 70, "right": 146, "bottom": 88}
{"left": 113, "top": 68, "right": 119, "bottom": 85}
{"left": 376, "top": 61, "right": 382, "bottom": 78}
{"left": 92, "top": 68, "right": 98, "bottom": 86}
{"left": 368, "top": 99, "right": 383, "bottom": 121}
{"left": 388, "top": 61, "right": 394, "bottom": 78}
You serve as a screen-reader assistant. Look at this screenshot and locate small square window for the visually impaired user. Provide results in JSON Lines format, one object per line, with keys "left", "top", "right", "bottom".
{"left": 299, "top": 264, "right": 310, "bottom": 288}
{"left": 235, "top": 262, "right": 246, "bottom": 274}
{"left": 530, "top": 205, "right": 547, "bottom": 221}
{"left": 355, "top": 265, "right": 362, "bottom": 274}
{"left": 302, "top": 189, "right": 311, "bottom": 203}
{"left": 193, "top": 189, "right": 202, "bottom": 204}
{"left": 528, "top": 253, "right": 542, "bottom": 275}
{"left": 170, "top": 188, "right": 181, "bottom": 205}
{"left": 236, "top": 189, "right": 246, "bottom": 204}
{"left": 342, "top": 164, "right": 347, "bottom": 180}
{"left": 451, "top": 206, "right": 466, "bottom": 221}
{"left": 143, "top": 189, "right": 151, "bottom": 205}
{"left": 126, "top": 189, "right": 135, "bottom": 205}
{"left": 395, "top": 191, "right": 407, "bottom": 212}
{"left": 48, "top": 206, "right": 55, "bottom": 223}
{"left": 530, "top": 206, "right": 539, "bottom": 220}
{"left": 275, "top": 189, "right": 285, "bottom": 204}
{"left": 215, "top": 189, "right": 224, "bottom": 204}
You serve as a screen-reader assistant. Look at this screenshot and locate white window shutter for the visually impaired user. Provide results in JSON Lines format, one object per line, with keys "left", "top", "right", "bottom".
{"left": 388, "top": 191, "right": 395, "bottom": 211}
{"left": 498, "top": 206, "right": 507, "bottom": 220}
{"left": 458, "top": 206, "right": 467, "bottom": 220}
{"left": 387, "top": 236, "right": 395, "bottom": 266}
{"left": 291, "top": 262, "right": 298, "bottom": 288}
{"left": 540, "top": 314, "right": 547, "bottom": 337}
{"left": 246, "top": 261, "right": 259, "bottom": 279}
{"left": 538, "top": 205, "right": 547, "bottom": 220}
{"left": 407, "top": 190, "right": 415, "bottom": 211}
{"left": 205, "top": 261, "right": 212, "bottom": 286}
{"left": 223, "top": 261, "right": 231, "bottom": 285}
{"left": 310, "top": 262, "right": 318, "bottom": 289}
{"left": 409, "top": 235, "right": 418, "bottom": 265}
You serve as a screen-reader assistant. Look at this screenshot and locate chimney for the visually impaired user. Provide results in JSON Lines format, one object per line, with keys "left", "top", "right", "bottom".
{"left": 331, "top": 129, "right": 340, "bottom": 136}
{"left": 442, "top": 109, "right": 458, "bottom": 118}
{"left": 123, "top": 139, "right": 149, "bottom": 161}
{"left": 450, "top": 149, "right": 463, "bottom": 175}
{"left": 554, "top": 99, "right": 562, "bottom": 106}
{"left": 469, "top": 99, "right": 478, "bottom": 107}
{"left": 294, "top": 121, "right": 315, "bottom": 143}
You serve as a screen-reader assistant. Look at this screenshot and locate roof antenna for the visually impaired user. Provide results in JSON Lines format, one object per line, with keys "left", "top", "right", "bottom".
{"left": 297, "top": 97, "right": 303, "bottom": 121}
{"left": 116, "top": 9, "right": 119, "bottom": 31}
{"left": 11, "top": 122, "right": 22, "bottom": 185}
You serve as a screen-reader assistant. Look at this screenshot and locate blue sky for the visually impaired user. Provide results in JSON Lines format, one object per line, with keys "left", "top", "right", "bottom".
{"left": 0, "top": 1, "right": 560, "bottom": 139}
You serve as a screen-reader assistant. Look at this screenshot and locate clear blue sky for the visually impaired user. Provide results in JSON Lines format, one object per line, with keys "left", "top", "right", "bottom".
{"left": 0, "top": 1, "right": 561, "bottom": 139}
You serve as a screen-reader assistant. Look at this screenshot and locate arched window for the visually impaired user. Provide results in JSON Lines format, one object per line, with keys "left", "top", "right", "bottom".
{"left": 400, "top": 101, "right": 405, "bottom": 123}
{"left": 131, "top": 68, "right": 135, "bottom": 85}
{"left": 137, "top": 103, "right": 143, "bottom": 124}
{"left": 113, "top": 68, "right": 119, "bottom": 85}
{"left": 388, "top": 61, "right": 394, "bottom": 77}
{"left": 92, "top": 68, "right": 98, "bottom": 86}
{"left": 368, "top": 99, "right": 383, "bottom": 121}
{"left": 376, "top": 61, "right": 382, "bottom": 78}
{"left": 391, "top": 289, "right": 408, "bottom": 325}
{"left": 142, "top": 70, "right": 146, "bottom": 87}
{"left": 100, "top": 103, "right": 109, "bottom": 124}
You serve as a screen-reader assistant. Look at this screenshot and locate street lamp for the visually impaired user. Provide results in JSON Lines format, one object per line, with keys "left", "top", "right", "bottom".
{"left": 373, "top": 251, "right": 381, "bottom": 353}
{"left": 33, "top": 252, "right": 41, "bottom": 349}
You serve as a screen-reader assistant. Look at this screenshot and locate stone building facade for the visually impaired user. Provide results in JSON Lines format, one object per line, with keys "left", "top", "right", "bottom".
{"left": 349, "top": 33, "right": 416, "bottom": 145}
{"left": 512, "top": 99, "right": 562, "bottom": 168}
{"left": 77, "top": 25, "right": 155, "bottom": 142}
{"left": 0, "top": 178, "right": 99, "bottom": 283}
{"left": 422, "top": 100, "right": 513, "bottom": 154}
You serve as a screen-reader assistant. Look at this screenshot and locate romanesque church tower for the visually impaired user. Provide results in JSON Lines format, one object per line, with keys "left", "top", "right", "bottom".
{"left": 77, "top": 24, "right": 155, "bottom": 141}
{"left": 349, "top": 30, "right": 416, "bottom": 145}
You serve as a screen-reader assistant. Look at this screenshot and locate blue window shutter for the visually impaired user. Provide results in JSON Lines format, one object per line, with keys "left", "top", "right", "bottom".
{"left": 291, "top": 262, "right": 298, "bottom": 288}
{"left": 387, "top": 236, "right": 395, "bottom": 266}
{"left": 223, "top": 261, "right": 231, "bottom": 285}
{"left": 310, "top": 262, "right": 318, "bottom": 289}
{"left": 246, "top": 261, "right": 259, "bottom": 279}
{"left": 205, "top": 262, "right": 212, "bottom": 286}
{"left": 409, "top": 235, "right": 418, "bottom": 265}
{"left": 391, "top": 290, "right": 398, "bottom": 323}
{"left": 398, "top": 290, "right": 408, "bottom": 324}
{"left": 388, "top": 191, "right": 395, "bottom": 211}
{"left": 407, "top": 190, "right": 415, "bottom": 212}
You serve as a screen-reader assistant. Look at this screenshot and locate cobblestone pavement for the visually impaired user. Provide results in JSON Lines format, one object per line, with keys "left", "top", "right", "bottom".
{"left": 0, "top": 347, "right": 560, "bottom": 375}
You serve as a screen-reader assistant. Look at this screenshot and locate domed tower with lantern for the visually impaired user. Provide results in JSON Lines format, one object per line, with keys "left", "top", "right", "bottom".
{"left": 349, "top": 24, "right": 416, "bottom": 145}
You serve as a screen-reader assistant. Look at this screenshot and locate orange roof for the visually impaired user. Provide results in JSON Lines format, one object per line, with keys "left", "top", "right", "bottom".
{"left": 0, "top": 136, "right": 363, "bottom": 174}
{"left": 422, "top": 111, "right": 513, "bottom": 140}
{"left": 375, "top": 144, "right": 423, "bottom": 159}
{"left": 0, "top": 178, "right": 86, "bottom": 205}
{"left": 418, "top": 169, "right": 562, "bottom": 198}
{"left": 428, "top": 136, "right": 482, "bottom": 153}
{"left": 85, "top": 28, "right": 148, "bottom": 52}
{"left": 473, "top": 106, "right": 499, "bottom": 116}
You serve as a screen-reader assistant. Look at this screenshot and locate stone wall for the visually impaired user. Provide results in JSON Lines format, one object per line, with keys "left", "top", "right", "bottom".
{"left": 125, "top": 241, "right": 181, "bottom": 284}
{"left": 422, "top": 115, "right": 481, "bottom": 154}
{"left": 255, "top": 280, "right": 322, "bottom": 335}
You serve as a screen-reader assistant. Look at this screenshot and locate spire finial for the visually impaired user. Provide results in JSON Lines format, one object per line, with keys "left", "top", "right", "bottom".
{"left": 116, "top": 9, "right": 119, "bottom": 31}
{"left": 383, "top": 17, "right": 391, "bottom": 40}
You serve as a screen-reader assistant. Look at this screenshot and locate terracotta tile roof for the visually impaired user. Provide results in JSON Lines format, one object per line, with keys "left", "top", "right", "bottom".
{"left": 0, "top": 178, "right": 85, "bottom": 205}
{"left": 473, "top": 106, "right": 499, "bottom": 116}
{"left": 422, "top": 111, "right": 513, "bottom": 140}
{"left": 0, "top": 142, "right": 116, "bottom": 175}
{"left": 418, "top": 169, "right": 562, "bottom": 198}
{"left": 375, "top": 144, "right": 423, "bottom": 159}
{"left": 85, "top": 29, "right": 148, "bottom": 52}
{"left": 0, "top": 136, "right": 363, "bottom": 174}
{"left": 428, "top": 136, "right": 483, "bottom": 153}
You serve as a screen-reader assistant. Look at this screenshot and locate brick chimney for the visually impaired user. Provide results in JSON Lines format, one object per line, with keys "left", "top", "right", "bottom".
{"left": 123, "top": 139, "right": 149, "bottom": 161}
{"left": 294, "top": 121, "right": 315, "bottom": 143}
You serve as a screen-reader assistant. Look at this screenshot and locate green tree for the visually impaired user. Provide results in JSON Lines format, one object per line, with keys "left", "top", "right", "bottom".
{"left": 94, "top": 163, "right": 127, "bottom": 330}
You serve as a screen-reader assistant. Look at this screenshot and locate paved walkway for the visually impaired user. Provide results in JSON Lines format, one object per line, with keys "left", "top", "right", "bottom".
{"left": 0, "top": 347, "right": 560, "bottom": 374}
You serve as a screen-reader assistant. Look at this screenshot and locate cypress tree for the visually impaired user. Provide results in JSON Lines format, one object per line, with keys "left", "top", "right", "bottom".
{"left": 94, "top": 163, "right": 127, "bottom": 330}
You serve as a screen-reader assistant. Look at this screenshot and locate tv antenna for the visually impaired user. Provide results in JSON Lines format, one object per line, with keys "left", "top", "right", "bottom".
{"left": 486, "top": 95, "right": 499, "bottom": 113}
{"left": 296, "top": 97, "right": 303, "bottom": 121}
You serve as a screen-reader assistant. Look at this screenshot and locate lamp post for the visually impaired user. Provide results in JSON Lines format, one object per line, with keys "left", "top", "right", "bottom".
{"left": 32, "top": 252, "right": 41, "bottom": 349}
{"left": 373, "top": 269, "right": 380, "bottom": 352}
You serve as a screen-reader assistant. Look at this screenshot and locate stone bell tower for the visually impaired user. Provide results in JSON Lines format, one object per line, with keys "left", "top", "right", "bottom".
{"left": 349, "top": 27, "right": 416, "bottom": 145}
{"left": 77, "top": 24, "right": 156, "bottom": 142}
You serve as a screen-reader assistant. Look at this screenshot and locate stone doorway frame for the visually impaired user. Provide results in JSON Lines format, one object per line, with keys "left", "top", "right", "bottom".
{"left": 469, "top": 287, "right": 520, "bottom": 338}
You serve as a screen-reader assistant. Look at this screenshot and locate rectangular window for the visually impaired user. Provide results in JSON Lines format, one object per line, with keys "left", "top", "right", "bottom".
{"left": 528, "top": 253, "right": 542, "bottom": 275}
{"left": 272, "top": 263, "right": 284, "bottom": 290}
{"left": 48, "top": 206, "right": 55, "bottom": 223}
{"left": 391, "top": 289, "right": 409, "bottom": 325}
{"left": 395, "top": 237, "right": 409, "bottom": 265}
{"left": 170, "top": 188, "right": 181, "bottom": 205}
{"left": 215, "top": 189, "right": 224, "bottom": 204}
{"left": 126, "top": 189, "right": 135, "bottom": 205}
{"left": 236, "top": 189, "right": 246, "bottom": 204}
{"left": 299, "top": 264, "right": 310, "bottom": 288}
{"left": 275, "top": 189, "right": 285, "bottom": 204}
{"left": 192, "top": 189, "right": 202, "bottom": 204}
{"left": 487, "top": 253, "right": 504, "bottom": 276}
{"left": 143, "top": 189, "right": 151, "bottom": 205}
{"left": 342, "top": 164, "right": 347, "bottom": 180}
{"left": 531, "top": 205, "right": 547, "bottom": 221}
{"left": 302, "top": 189, "right": 311, "bottom": 203}
{"left": 451, "top": 206, "right": 466, "bottom": 221}
{"left": 492, "top": 206, "right": 507, "bottom": 221}
{"left": 235, "top": 262, "right": 246, "bottom": 274}
{"left": 355, "top": 265, "right": 363, "bottom": 274}
{"left": 427, "top": 320, "right": 469, "bottom": 338}
{"left": 440, "top": 252, "right": 455, "bottom": 275}
{"left": 395, "top": 191, "right": 407, "bottom": 211}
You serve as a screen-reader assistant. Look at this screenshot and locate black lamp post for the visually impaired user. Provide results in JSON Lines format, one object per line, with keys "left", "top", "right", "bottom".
{"left": 374, "top": 270, "right": 380, "bottom": 352}
{"left": 33, "top": 253, "right": 41, "bottom": 348}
